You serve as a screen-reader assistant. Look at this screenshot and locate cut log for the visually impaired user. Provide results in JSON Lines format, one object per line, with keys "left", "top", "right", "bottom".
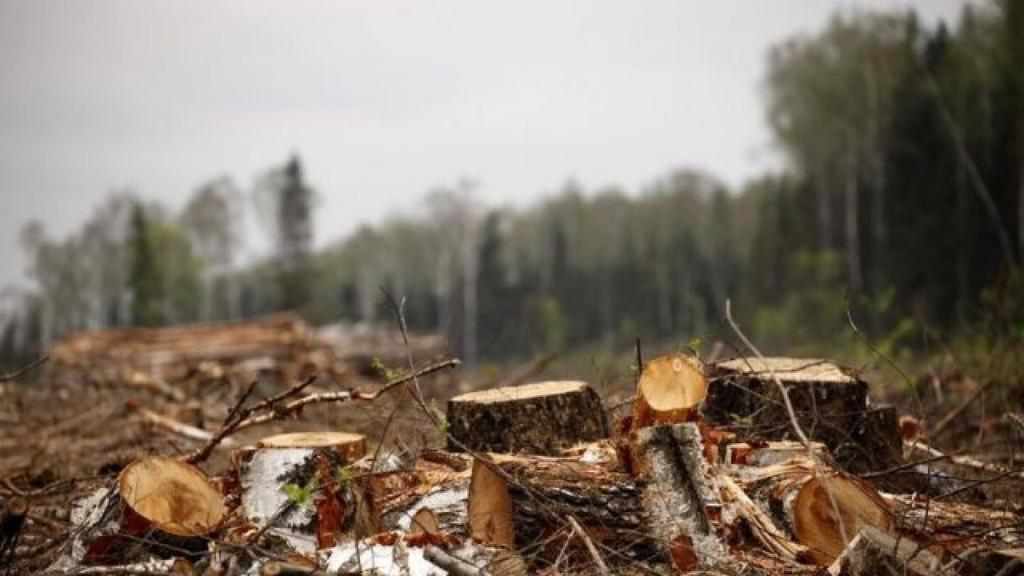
{"left": 489, "top": 452, "right": 657, "bottom": 565}
{"left": 827, "top": 526, "right": 947, "bottom": 576}
{"left": 632, "top": 354, "right": 707, "bottom": 430}
{"left": 237, "top": 431, "right": 367, "bottom": 552}
{"left": 468, "top": 458, "right": 515, "bottom": 547}
{"left": 724, "top": 441, "right": 827, "bottom": 467}
{"left": 447, "top": 381, "right": 608, "bottom": 455}
{"left": 632, "top": 423, "right": 725, "bottom": 571}
{"left": 707, "top": 358, "right": 900, "bottom": 471}
{"left": 118, "top": 456, "right": 226, "bottom": 538}
{"left": 732, "top": 458, "right": 894, "bottom": 565}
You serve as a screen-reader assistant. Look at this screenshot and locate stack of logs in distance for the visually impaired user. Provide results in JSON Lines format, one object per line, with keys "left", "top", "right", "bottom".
{"left": 53, "top": 354, "right": 1022, "bottom": 575}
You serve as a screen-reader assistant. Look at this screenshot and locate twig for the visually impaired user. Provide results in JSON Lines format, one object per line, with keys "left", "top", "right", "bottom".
{"left": 725, "top": 299, "right": 850, "bottom": 545}
{"left": 183, "top": 358, "right": 460, "bottom": 464}
{"left": 0, "top": 354, "right": 49, "bottom": 383}
{"left": 128, "top": 403, "right": 232, "bottom": 445}
{"left": 567, "top": 515, "right": 610, "bottom": 576}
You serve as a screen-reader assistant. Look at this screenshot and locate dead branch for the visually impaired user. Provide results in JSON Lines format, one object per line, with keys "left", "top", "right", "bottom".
{"left": 0, "top": 354, "right": 49, "bottom": 383}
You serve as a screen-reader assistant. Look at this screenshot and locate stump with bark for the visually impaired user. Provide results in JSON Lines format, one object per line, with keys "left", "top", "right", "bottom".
{"left": 75, "top": 457, "right": 226, "bottom": 565}
{"left": 707, "top": 358, "right": 899, "bottom": 471}
{"left": 237, "top": 431, "right": 367, "bottom": 551}
{"left": 447, "top": 381, "right": 608, "bottom": 455}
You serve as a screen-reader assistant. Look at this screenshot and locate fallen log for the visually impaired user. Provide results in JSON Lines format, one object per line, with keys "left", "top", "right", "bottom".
{"left": 446, "top": 381, "right": 608, "bottom": 455}
{"left": 237, "top": 432, "right": 367, "bottom": 552}
{"left": 731, "top": 458, "right": 894, "bottom": 565}
{"left": 632, "top": 423, "right": 725, "bottom": 571}
{"left": 632, "top": 354, "right": 707, "bottom": 430}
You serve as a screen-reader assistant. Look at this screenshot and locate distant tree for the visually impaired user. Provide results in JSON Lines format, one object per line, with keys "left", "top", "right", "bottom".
{"left": 254, "top": 155, "right": 316, "bottom": 314}
{"left": 129, "top": 203, "right": 165, "bottom": 326}
{"left": 182, "top": 176, "right": 241, "bottom": 320}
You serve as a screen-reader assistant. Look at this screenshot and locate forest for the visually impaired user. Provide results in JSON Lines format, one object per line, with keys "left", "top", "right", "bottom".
{"left": 3, "top": 1, "right": 1023, "bottom": 370}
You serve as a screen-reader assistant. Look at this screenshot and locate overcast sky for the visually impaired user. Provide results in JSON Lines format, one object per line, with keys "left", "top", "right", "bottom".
{"left": 0, "top": 0, "right": 968, "bottom": 289}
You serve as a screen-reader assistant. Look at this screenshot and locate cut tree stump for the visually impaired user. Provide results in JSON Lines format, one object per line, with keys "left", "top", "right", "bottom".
{"left": 237, "top": 431, "right": 367, "bottom": 552}
{"left": 70, "top": 457, "right": 226, "bottom": 565}
{"left": 632, "top": 354, "right": 707, "bottom": 430}
{"left": 118, "top": 456, "right": 226, "bottom": 538}
{"left": 732, "top": 458, "right": 894, "bottom": 565}
{"left": 632, "top": 423, "right": 725, "bottom": 571}
{"left": 447, "top": 381, "right": 609, "bottom": 455}
{"left": 707, "top": 358, "right": 900, "bottom": 471}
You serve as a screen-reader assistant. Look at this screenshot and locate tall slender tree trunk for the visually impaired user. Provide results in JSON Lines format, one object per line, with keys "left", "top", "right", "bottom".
{"left": 844, "top": 148, "right": 863, "bottom": 292}
{"left": 816, "top": 164, "right": 833, "bottom": 252}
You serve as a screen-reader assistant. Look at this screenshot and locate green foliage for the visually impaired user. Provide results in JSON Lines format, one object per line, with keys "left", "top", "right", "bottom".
{"left": 129, "top": 203, "right": 165, "bottom": 326}
{"left": 281, "top": 477, "right": 319, "bottom": 510}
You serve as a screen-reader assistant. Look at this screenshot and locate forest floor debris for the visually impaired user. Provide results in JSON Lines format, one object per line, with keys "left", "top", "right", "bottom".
{"left": 2, "top": 318, "right": 1023, "bottom": 575}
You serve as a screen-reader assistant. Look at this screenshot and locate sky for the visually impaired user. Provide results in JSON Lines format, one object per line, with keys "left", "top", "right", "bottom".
{"left": 0, "top": 0, "right": 969, "bottom": 290}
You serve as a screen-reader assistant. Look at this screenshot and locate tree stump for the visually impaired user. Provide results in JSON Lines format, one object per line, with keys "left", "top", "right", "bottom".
{"left": 707, "top": 358, "right": 898, "bottom": 471}
{"left": 632, "top": 354, "right": 707, "bottom": 430}
{"left": 70, "top": 457, "right": 226, "bottom": 565}
{"left": 447, "top": 381, "right": 608, "bottom": 455}
{"left": 237, "top": 431, "right": 367, "bottom": 552}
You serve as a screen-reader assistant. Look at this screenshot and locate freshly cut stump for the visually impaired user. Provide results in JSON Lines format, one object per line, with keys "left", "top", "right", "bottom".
{"left": 632, "top": 354, "right": 707, "bottom": 430}
{"left": 238, "top": 431, "right": 367, "bottom": 552}
{"left": 77, "top": 457, "right": 225, "bottom": 564}
{"left": 119, "top": 456, "right": 226, "bottom": 537}
{"left": 447, "top": 381, "right": 608, "bottom": 455}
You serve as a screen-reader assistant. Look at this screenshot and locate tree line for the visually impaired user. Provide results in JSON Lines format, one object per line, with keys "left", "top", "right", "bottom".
{"left": 3, "top": 2, "right": 1023, "bottom": 368}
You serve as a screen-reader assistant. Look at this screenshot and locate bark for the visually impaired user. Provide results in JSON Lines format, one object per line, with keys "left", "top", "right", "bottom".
{"left": 707, "top": 358, "right": 899, "bottom": 472}
{"left": 237, "top": 432, "right": 367, "bottom": 552}
{"left": 827, "top": 526, "right": 947, "bottom": 576}
{"left": 447, "top": 381, "right": 608, "bottom": 455}
{"left": 633, "top": 423, "right": 725, "bottom": 571}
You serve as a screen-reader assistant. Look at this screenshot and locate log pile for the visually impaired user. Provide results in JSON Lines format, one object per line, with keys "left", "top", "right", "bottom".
{"left": 4, "top": 348, "right": 1024, "bottom": 575}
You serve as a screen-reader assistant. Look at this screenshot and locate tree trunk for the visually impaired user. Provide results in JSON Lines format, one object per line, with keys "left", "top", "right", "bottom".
{"left": 447, "top": 381, "right": 609, "bottom": 455}
{"left": 844, "top": 147, "right": 862, "bottom": 292}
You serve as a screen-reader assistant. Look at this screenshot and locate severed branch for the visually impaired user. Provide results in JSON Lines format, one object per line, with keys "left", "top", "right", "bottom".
{"left": 567, "top": 515, "right": 611, "bottom": 576}
{"left": 126, "top": 402, "right": 233, "bottom": 446}
{"left": 183, "top": 358, "right": 460, "bottom": 464}
{"left": 0, "top": 354, "right": 49, "bottom": 383}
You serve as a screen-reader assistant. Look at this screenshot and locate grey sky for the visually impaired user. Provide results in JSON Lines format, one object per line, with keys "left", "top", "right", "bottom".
{"left": 0, "top": 0, "right": 967, "bottom": 289}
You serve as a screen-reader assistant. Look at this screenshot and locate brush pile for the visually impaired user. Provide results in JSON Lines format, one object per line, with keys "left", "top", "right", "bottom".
{"left": 2, "top": 324, "right": 1022, "bottom": 575}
